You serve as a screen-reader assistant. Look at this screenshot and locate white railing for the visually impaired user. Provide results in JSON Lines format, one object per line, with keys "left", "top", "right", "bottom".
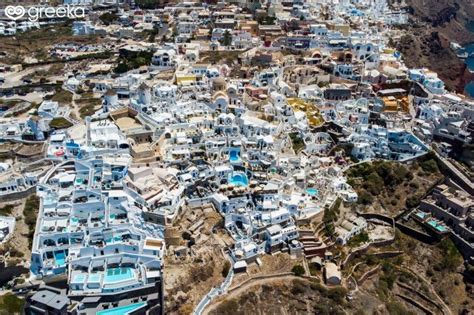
{"left": 193, "top": 258, "right": 234, "bottom": 315}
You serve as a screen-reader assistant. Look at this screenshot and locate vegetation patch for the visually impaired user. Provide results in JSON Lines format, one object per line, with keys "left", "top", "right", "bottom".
{"left": 200, "top": 51, "right": 242, "bottom": 65}
{"left": 49, "top": 117, "right": 73, "bottom": 129}
{"left": 323, "top": 198, "right": 341, "bottom": 237}
{"left": 114, "top": 51, "right": 153, "bottom": 73}
{"left": 23, "top": 195, "right": 40, "bottom": 247}
{"left": 0, "top": 293, "right": 25, "bottom": 314}
{"left": 291, "top": 264, "right": 305, "bottom": 276}
{"left": 46, "top": 89, "right": 73, "bottom": 105}
{"left": 289, "top": 132, "right": 305, "bottom": 153}
{"left": 435, "top": 238, "right": 463, "bottom": 271}
{"left": 0, "top": 204, "right": 14, "bottom": 216}
{"left": 347, "top": 231, "right": 369, "bottom": 247}
{"left": 79, "top": 104, "right": 99, "bottom": 119}
{"left": 99, "top": 12, "right": 118, "bottom": 25}
{"left": 221, "top": 260, "right": 231, "bottom": 277}
{"left": 346, "top": 157, "right": 443, "bottom": 213}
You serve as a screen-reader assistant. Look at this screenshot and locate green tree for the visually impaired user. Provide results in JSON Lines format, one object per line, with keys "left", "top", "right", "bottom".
{"left": 99, "top": 12, "right": 118, "bottom": 26}
{"left": 0, "top": 293, "right": 25, "bottom": 314}
{"left": 222, "top": 260, "right": 231, "bottom": 277}
{"left": 420, "top": 159, "right": 439, "bottom": 173}
{"left": 221, "top": 30, "right": 232, "bottom": 47}
{"left": 292, "top": 264, "right": 305, "bottom": 276}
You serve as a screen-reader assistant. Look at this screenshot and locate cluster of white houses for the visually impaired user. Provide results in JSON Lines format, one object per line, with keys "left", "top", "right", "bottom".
{"left": 0, "top": 0, "right": 473, "bottom": 313}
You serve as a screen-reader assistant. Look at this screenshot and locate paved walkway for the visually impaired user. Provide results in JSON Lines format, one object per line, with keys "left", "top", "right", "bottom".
{"left": 203, "top": 273, "right": 298, "bottom": 315}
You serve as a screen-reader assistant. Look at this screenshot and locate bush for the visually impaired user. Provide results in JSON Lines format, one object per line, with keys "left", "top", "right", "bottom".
{"left": 348, "top": 231, "right": 369, "bottom": 247}
{"left": 214, "top": 299, "right": 239, "bottom": 315}
{"left": 420, "top": 159, "right": 439, "bottom": 173}
{"left": 386, "top": 301, "right": 415, "bottom": 315}
{"left": 366, "top": 254, "right": 378, "bottom": 266}
{"left": 358, "top": 190, "right": 373, "bottom": 205}
{"left": 291, "top": 279, "right": 307, "bottom": 294}
{"left": 0, "top": 204, "right": 14, "bottom": 216}
{"left": 364, "top": 172, "right": 384, "bottom": 195}
{"left": 99, "top": 12, "right": 118, "bottom": 25}
{"left": 221, "top": 260, "right": 231, "bottom": 277}
{"left": 0, "top": 293, "right": 25, "bottom": 314}
{"left": 310, "top": 282, "right": 327, "bottom": 293}
{"left": 436, "top": 238, "right": 463, "bottom": 271}
{"left": 409, "top": 181, "right": 419, "bottom": 189}
{"left": 292, "top": 264, "right": 305, "bottom": 276}
{"left": 114, "top": 51, "right": 153, "bottom": 73}
{"left": 326, "top": 287, "right": 347, "bottom": 303}
{"left": 405, "top": 196, "right": 420, "bottom": 208}
{"left": 289, "top": 132, "right": 305, "bottom": 152}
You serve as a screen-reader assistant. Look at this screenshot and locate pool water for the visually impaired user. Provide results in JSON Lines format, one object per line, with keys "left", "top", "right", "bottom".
{"left": 104, "top": 267, "right": 134, "bottom": 283}
{"left": 415, "top": 212, "right": 427, "bottom": 219}
{"left": 306, "top": 188, "right": 318, "bottom": 196}
{"left": 88, "top": 273, "right": 102, "bottom": 283}
{"left": 96, "top": 302, "right": 147, "bottom": 315}
{"left": 54, "top": 251, "right": 66, "bottom": 266}
{"left": 228, "top": 172, "right": 249, "bottom": 187}
{"left": 427, "top": 220, "right": 447, "bottom": 232}
{"left": 106, "top": 236, "right": 122, "bottom": 244}
{"left": 229, "top": 150, "right": 240, "bottom": 162}
{"left": 73, "top": 274, "right": 86, "bottom": 283}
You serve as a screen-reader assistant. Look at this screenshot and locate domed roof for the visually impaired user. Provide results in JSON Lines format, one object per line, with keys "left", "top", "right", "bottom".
{"left": 212, "top": 77, "right": 226, "bottom": 91}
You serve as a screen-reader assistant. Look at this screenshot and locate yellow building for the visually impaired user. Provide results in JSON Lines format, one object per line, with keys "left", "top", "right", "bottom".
{"left": 287, "top": 98, "right": 324, "bottom": 127}
{"left": 382, "top": 96, "right": 409, "bottom": 112}
{"left": 176, "top": 74, "right": 197, "bottom": 87}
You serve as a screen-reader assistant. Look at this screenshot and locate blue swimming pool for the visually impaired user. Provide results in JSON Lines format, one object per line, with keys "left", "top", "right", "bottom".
{"left": 228, "top": 172, "right": 248, "bottom": 187}
{"left": 106, "top": 236, "right": 122, "bottom": 244}
{"left": 104, "top": 267, "right": 134, "bottom": 284}
{"left": 415, "top": 212, "right": 427, "bottom": 219}
{"left": 306, "top": 188, "right": 318, "bottom": 196}
{"left": 54, "top": 251, "right": 66, "bottom": 266}
{"left": 88, "top": 273, "right": 102, "bottom": 283}
{"left": 229, "top": 150, "right": 240, "bottom": 162}
{"left": 427, "top": 220, "right": 447, "bottom": 232}
{"left": 96, "top": 302, "right": 146, "bottom": 315}
{"left": 72, "top": 274, "right": 85, "bottom": 283}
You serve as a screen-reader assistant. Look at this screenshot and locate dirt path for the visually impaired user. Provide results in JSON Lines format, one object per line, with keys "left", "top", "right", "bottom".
{"left": 70, "top": 92, "right": 82, "bottom": 122}
{"left": 398, "top": 266, "right": 452, "bottom": 315}
{"left": 203, "top": 273, "right": 298, "bottom": 315}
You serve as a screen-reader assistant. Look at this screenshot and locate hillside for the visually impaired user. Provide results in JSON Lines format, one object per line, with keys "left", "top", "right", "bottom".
{"left": 397, "top": 0, "right": 474, "bottom": 93}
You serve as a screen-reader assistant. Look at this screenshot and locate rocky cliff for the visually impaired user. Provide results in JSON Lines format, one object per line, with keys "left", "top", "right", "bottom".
{"left": 396, "top": 0, "right": 474, "bottom": 94}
